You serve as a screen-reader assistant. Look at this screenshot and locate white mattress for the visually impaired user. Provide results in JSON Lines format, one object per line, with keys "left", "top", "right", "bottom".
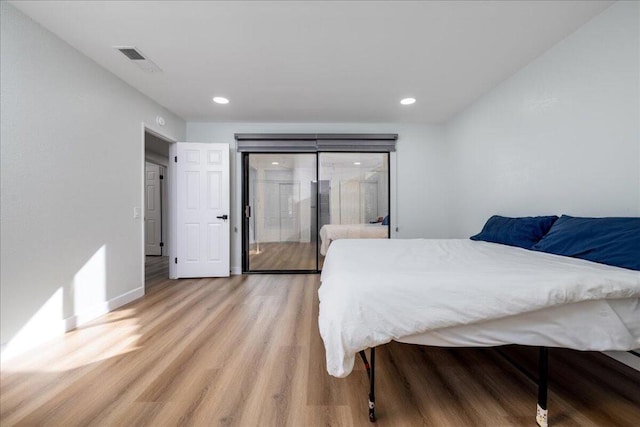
{"left": 398, "top": 298, "right": 639, "bottom": 348}
{"left": 319, "top": 239, "right": 640, "bottom": 377}
{"left": 319, "top": 223, "right": 388, "bottom": 255}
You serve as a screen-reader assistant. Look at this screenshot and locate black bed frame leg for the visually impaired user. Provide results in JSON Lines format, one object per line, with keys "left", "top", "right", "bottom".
{"left": 369, "top": 347, "right": 376, "bottom": 422}
{"left": 537, "top": 347, "right": 549, "bottom": 427}
{"left": 358, "top": 347, "right": 377, "bottom": 422}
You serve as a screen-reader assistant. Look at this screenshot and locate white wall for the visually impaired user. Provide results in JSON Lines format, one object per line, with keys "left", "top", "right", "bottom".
{"left": 186, "top": 123, "right": 448, "bottom": 273}
{"left": 0, "top": 3, "right": 186, "bottom": 358}
{"left": 445, "top": 1, "right": 640, "bottom": 238}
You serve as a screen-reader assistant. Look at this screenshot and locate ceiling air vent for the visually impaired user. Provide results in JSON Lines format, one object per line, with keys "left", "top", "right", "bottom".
{"left": 114, "top": 46, "right": 162, "bottom": 73}
{"left": 118, "top": 47, "right": 145, "bottom": 60}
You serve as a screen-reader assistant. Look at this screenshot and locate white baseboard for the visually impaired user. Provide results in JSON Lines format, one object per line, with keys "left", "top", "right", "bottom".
{"left": 72, "top": 286, "right": 145, "bottom": 329}
{"left": 1, "top": 286, "right": 144, "bottom": 362}
{"left": 64, "top": 315, "right": 78, "bottom": 332}
{"left": 110, "top": 286, "right": 145, "bottom": 309}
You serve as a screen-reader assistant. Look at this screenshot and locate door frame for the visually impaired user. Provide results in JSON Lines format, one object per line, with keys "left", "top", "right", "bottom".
{"left": 241, "top": 152, "right": 321, "bottom": 274}
{"left": 241, "top": 151, "right": 391, "bottom": 274}
{"left": 141, "top": 124, "right": 178, "bottom": 287}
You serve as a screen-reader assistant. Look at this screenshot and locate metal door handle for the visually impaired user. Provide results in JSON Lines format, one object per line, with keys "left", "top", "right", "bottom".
{"left": 217, "top": 214, "right": 228, "bottom": 220}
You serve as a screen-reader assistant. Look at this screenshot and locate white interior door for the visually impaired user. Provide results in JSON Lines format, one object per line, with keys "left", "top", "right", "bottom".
{"left": 145, "top": 162, "right": 162, "bottom": 255}
{"left": 176, "top": 143, "right": 230, "bottom": 277}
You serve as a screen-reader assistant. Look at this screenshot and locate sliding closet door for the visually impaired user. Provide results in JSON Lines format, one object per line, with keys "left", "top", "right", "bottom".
{"left": 318, "top": 153, "right": 390, "bottom": 268}
{"left": 245, "top": 154, "right": 317, "bottom": 272}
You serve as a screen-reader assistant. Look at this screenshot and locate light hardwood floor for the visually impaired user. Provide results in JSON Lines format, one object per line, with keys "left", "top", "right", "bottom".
{"left": 249, "top": 242, "right": 318, "bottom": 271}
{"left": 145, "top": 256, "right": 170, "bottom": 288}
{"left": 2, "top": 273, "right": 639, "bottom": 426}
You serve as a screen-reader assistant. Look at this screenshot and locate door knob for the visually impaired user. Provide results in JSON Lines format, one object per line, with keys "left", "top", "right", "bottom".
{"left": 217, "top": 214, "right": 228, "bottom": 220}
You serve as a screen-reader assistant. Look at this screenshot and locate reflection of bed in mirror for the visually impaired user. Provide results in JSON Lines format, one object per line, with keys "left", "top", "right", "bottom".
{"left": 319, "top": 223, "right": 388, "bottom": 255}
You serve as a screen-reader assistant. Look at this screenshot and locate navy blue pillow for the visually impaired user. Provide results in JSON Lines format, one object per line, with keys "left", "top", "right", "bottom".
{"left": 531, "top": 215, "right": 640, "bottom": 271}
{"left": 470, "top": 215, "right": 559, "bottom": 249}
{"left": 381, "top": 215, "right": 389, "bottom": 226}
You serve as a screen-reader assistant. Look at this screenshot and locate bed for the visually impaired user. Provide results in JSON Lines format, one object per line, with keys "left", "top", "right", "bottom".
{"left": 318, "top": 216, "right": 640, "bottom": 426}
{"left": 319, "top": 223, "right": 388, "bottom": 255}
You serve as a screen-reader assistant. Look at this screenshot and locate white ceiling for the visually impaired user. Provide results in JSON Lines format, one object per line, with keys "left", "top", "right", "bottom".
{"left": 11, "top": 1, "right": 613, "bottom": 124}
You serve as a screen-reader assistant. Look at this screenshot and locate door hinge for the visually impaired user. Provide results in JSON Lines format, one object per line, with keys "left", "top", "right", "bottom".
{"left": 159, "top": 242, "right": 164, "bottom": 247}
{"left": 174, "top": 156, "right": 177, "bottom": 163}
{"left": 159, "top": 175, "right": 164, "bottom": 180}
{"left": 174, "top": 257, "right": 178, "bottom": 264}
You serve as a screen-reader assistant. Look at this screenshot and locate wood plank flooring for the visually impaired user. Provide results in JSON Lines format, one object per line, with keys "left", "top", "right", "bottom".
{"left": 2, "top": 273, "right": 639, "bottom": 426}
{"left": 249, "top": 242, "right": 318, "bottom": 271}
{"left": 145, "top": 256, "right": 169, "bottom": 289}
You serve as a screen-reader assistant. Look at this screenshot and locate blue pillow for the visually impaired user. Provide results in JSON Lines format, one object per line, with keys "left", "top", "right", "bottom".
{"left": 381, "top": 215, "right": 389, "bottom": 226}
{"left": 531, "top": 216, "right": 640, "bottom": 270}
{"left": 470, "top": 215, "right": 559, "bottom": 249}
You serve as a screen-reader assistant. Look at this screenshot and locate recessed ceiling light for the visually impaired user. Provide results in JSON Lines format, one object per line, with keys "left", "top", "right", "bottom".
{"left": 213, "top": 96, "right": 229, "bottom": 104}
{"left": 400, "top": 97, "right": 416, "bottom": 105}
{"left": 272, "top": 161, "right": 279, "bottom": 165}
{"left": 353, "top": 162, "right": 361, "bottom": 165}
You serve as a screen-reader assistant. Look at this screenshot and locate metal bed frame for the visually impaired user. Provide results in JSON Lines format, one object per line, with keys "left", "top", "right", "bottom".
{"left": 357, "top": 346, "right": 550, "bottom": 427}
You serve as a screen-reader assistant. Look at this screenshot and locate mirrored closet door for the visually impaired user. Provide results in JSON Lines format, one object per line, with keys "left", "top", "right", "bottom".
{"left": 245, "top": 153, "right": 317, "bottom": 271}
{"left": 318, "top": 153, "right": 389, "bottom": 269}
{"left": 238, "top": 133, "right": 396, "bottom": 273}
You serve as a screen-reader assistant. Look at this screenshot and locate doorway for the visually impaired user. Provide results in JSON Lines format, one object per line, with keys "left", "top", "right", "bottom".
{"left": 144, "top": 130, "right": 173, "bottom": 288}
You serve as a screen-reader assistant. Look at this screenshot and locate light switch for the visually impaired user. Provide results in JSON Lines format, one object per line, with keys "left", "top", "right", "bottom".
{"left": 133, "top": 207, "right": 141, "bottom": 219}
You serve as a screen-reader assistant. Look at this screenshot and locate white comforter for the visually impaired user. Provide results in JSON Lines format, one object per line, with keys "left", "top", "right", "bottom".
{"left": 318, "top": 239, "right": 640, "bottom": 378}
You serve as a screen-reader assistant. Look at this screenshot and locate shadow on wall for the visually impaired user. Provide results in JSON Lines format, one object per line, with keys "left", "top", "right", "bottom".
{"left": 1, "top": 244, "right": 110, "bottom": 361}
